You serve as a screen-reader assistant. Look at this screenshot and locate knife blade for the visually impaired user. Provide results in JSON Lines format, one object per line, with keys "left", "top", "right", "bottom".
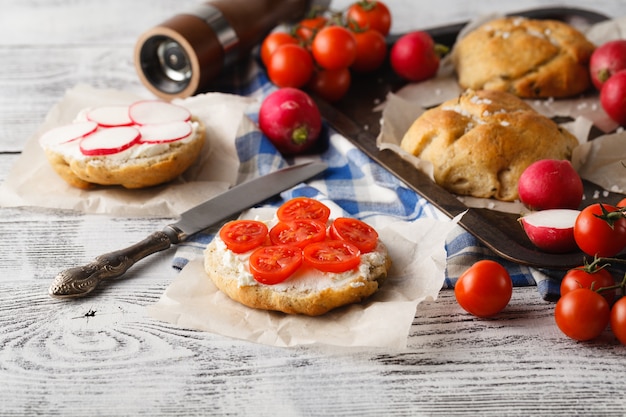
{"left": 48, "top": 161, "right": 327, "bottom": 299}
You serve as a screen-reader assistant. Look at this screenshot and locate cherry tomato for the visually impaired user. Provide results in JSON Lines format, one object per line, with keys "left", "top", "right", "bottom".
{"left": 295, "top": 16, "right": 327, "bottom": 42}
{"left": 330, "top": 217, "right": 378, "bottom": 253}
{"left": 555, "top": 288, "right": 610, "bottom": 341}
{"left": 454, "top": 260, "right": 512, "bottom": 318}
{"left": 311, "top": 26, "right": 358, "bottom": 70}
{"left": 610, "top": 296, "right": 626, "bottom": 344}
{"left": 303, "top": 240, "right": 361, "bottom": 273}
{"left": 219, "top": 220, "right": 268, "bottom": 254}
{"left": 346, "top": 0, "right": 392, "bottom": 36}
{"left": 351, "top": 29, "right": 388, "bottom": 73}
{"left": 276, "top": 197, "right": 331, "bottom": 224}
{"left": 560, "top": 266, "right": 616, "bottom": 304}
{"left": 390, "top": 31, "right": 440, "bottom": 82}
{"left": 307, "top": 67, "right": 351, "bottom": 102}
{"left": 261, "top": 32, "right": 298, "bottom": 67}
{"left": 267, "top": 44, "right": 314, "bottom": 88}
{"left": 618, "top": 197, "right": 626, "bottom": 207}
{"left": 249, "top": 245, "right": 303, "bottom": 285}
{"left": 269, "top": 219, "right": 327, "bottom": 249}
{"left": 574, "top": 203, "right": 626, "bottom": 257}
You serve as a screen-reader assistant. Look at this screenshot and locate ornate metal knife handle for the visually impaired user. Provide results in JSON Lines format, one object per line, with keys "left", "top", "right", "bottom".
{"left": 48, "top": 231, "right": 173, "bottom": 299}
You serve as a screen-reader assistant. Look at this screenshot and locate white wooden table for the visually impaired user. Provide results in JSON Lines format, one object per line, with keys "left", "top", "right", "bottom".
{"left": 2, "top": 1, "right": 626, "bottom": 415}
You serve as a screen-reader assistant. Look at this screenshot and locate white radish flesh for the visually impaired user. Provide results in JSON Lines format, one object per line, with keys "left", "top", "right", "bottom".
{"left": 139, "top": 121, "right": 192, "bottom": 143}
{"left": 39, "top": 121, "right": 98, "bottom": 147}
{"left": 79, "top": 126, "right": 140, "bottom": 156}
{"left": 519, "top": 209, "right": 580, "bottom": 253}
{"left": 128, "top": 100, "right": 191, "bottom": 125}
{"left": 86, "top": 105, "right": 133, "bottom": 127}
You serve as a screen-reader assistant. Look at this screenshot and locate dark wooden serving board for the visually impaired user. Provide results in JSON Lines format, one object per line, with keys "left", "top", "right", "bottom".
{"left": 316, "top": 7, "right": 626, "bottom": 269}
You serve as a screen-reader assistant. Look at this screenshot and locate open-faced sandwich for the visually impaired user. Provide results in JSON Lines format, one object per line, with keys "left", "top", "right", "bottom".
{"left": 204, "top": 197, "right": 392, "bottom": 316}
{"left": 39, "top": 100, "right": 205, "bottom": 189}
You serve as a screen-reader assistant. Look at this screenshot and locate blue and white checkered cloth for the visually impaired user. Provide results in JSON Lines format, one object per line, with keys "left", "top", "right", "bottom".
{"left": 172, "top": 58, "right": 564, "bottom": 301}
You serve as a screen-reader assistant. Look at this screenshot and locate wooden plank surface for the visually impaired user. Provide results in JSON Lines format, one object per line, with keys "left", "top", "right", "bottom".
{"left": 2, "top": 0, "right": 626, "bottom": 416}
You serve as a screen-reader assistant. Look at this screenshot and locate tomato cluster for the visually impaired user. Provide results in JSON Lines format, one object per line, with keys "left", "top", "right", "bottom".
{"left": 261, "top": 1, "right": 392, "bottom": 102}
{"left": 219, "top": 197, "right": 379, "bottom": 285}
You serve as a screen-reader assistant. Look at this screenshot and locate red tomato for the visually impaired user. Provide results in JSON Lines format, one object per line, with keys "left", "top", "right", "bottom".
{"left": 303, "top": 240, "right": 361, "bottom": 273}
{"left": 295, "top": 16, "right": 327, "bottom": 42}
{"left": 618, "top": 197, "right": 626, "bottom": 207}
{"left": 261, "top": 32, "right": 298, "bottom": 67}
{"left": 560, "top": 266, "right": 616, "bottom": 304}
{"left": 249, "top": 245, "right": 303, "bottom": 285}
{"left": 390, "top": 31, "right": 440, "bottom": 82}
{"left": 346, "top": 0, "right": 392, "bottom": 36}
{"left": 351, "top": 29, "right": 388, "bottom": 73}
{"left": 276, "top": 197, "right": 331, "bottom": 223}
{"left": 574, "top": 203, "right": 626, "bottom": 257}
{"left": 219, "top": 220, "right": 268, "bottom": 254}
{"left": 555, "top": 288, "right": 610, "bottom": 341}
{"left": 311, "top": 26, "right": 357, "bottom": 70}
{"left": 454, "top": 260, "right": 512, "bottom": 318}
{"left": 269, "top": 219, "right": 327, "bottom": 248}
{"left": 307, "top": 67, "right": 351, "bottom": 102}
{"left": 610, "top": 296, "right": 626, "bottom": 344}
{"left": 267, "top": 44, "right": 314, "bottom": 88}
{"left": 330, "top": 217, "right": 378, "bottom": 253}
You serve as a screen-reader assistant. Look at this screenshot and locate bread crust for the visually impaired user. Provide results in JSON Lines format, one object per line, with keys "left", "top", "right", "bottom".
{"left": 43, "top": 118, "right": 205, "bottom": 189}
{"left": 452, "top": 17, "right": 595, "bottom": 98}
{"left": 204, "top": 239, "right": 392, "bottom": 316}
{"left": 400, "top": 89, "right": 579, "bottom": 201}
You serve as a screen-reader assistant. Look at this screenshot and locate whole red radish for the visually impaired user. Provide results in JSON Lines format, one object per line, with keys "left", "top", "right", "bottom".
{"left": 590, "top": 40, "right": 626, "bottom": 90}
{"left": 600, "top": 69, "right": 626, "bottom": 125}
{"left": 390, "top": 31, "right": 441, "bottom": 82}
{"left": 517, "top": 159, "right": 583, "bottom": 210}
{"left": 258, "top": 88, "right": 322, "bottom": 155}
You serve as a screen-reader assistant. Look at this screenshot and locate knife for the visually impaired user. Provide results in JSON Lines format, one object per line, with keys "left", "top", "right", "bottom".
{"left": 48, "top": 161, "right": 327, "bottom": 299}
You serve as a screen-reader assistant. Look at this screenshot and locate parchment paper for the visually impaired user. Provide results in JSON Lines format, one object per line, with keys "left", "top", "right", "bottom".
{"left": 148, "top": 206, "right": 464, "bottom": 349}
{"left": 0, "top": 84, "right": 254, "bottom": 217}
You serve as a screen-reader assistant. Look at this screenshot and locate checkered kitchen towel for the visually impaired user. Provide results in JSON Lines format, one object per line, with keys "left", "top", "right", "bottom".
{"left": 171, "top": 58, "right": 564, "bottom": 301}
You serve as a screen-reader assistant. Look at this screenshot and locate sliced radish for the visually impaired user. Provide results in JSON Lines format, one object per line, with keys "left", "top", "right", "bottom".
{"left": 39, "top": 121, "right": 98, "bottom": 147}
{"left": 79, "top": 126, "right": 140, "bottom": 156}
{"left": 128, "top": 100, "right": 191, "bottom": 125}
{"left": 86, "top": 105, "right": 133, "bottom": 127}
{"left": 138, "top": 121, "right": 192, "bottom": 143}
{"left": 519, "top": 209, "right": 580, "bottom": 253}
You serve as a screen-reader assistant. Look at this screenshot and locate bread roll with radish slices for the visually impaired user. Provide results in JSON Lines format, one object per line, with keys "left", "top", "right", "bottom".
{"left": 39, "top": 100, "right": 205, "bottom": 189}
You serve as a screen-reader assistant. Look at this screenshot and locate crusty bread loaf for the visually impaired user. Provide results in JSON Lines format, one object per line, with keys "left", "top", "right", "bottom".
{"left": 41, "top": 116, "right": 205, "bottom": 189}
{"left": 452, "top": 17, "right": 595, "bottom": 98}
{"left": 400, "top": 89, "right": 579, "bottom": 201}
{"left": 204, "top": 237, "right": 392, "bottom": 316}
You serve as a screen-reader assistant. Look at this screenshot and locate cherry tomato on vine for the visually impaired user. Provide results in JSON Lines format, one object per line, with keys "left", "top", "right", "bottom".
{"left": 454, "top": 260, "right": 512, "bottom": 318}
{"left": 346, "top": 0, "right": 392, "bottom": 36}
{"left": 219, "top": 220, "right": 268, "bottom": 253}
{"left": 267, "top": 43, "right": 314, "bottom": 88}
{"left": 574, "top": 203, "right": 626, "bottom": 257}
{"left": 555, "top": 288, "right": 610, "bottom": 341}
{"left": 249, "top": 245, "right": 303, "bottom": 285}
{"left": 307, "top": 67, "right": 351, "bottom": 102}
{"left": 311, "top": 26, "right": 358, "bottom": 70}
{"left": 330, "top": 217, "right": 378, "bottom": 253}
{"left": 276, "top": 197, "right": 331, "bottom": 224}
{"left": 351, "top": 29, "right": 388, "bottom": 73}
{"left": 303, "top": 240, "right": 361, "bottom": 273}
{"left": 560, "top": 266, "right": 616, "bottom": 304}
{"left": 610, "top": 296, "right": 626, "bottom": 344}
{"left": 261, "top": 32, "right": 298, "bottom": 67}
{"left": 295, "top": 16, "right": 327, "bottom": 42}
{"left": 269, "top": 219, "right": 327, "bottom": 248}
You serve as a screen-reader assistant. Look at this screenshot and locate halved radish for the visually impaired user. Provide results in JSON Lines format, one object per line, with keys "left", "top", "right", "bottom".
{"left": 128, "top": 100, "right": 191, "bottom": 125}
{"left": 138, "top": 121, "right": 192, "bottom": 143}
{"left": 39, "top": 121, "right": 98, "bottom": 147}
{"left": 79, "top": 126, "right": 140, "bottom": 156}
{"left": 86, "top": 105, "right": 133, "bottom": 127}
{"left": 519, "top": 209, "right": 580, "bottom": 253}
